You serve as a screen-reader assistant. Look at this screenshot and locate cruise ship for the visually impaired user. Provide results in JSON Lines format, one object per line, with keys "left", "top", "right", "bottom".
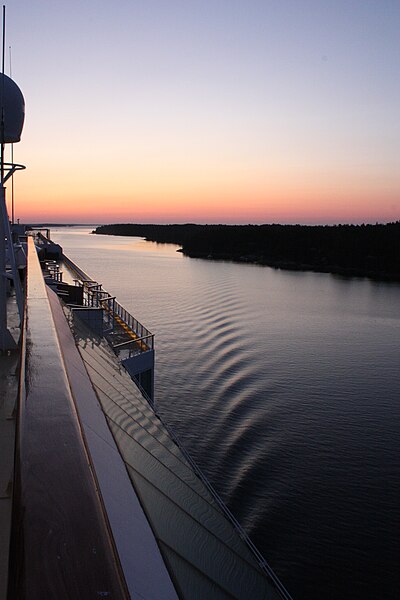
{"left": 0, "top": 46, "right": 293, "bottom": 600}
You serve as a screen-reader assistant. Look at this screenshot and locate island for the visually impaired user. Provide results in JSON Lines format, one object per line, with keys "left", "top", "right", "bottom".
{"left": 93, "top": 222, "right": 400, "bottom": 281}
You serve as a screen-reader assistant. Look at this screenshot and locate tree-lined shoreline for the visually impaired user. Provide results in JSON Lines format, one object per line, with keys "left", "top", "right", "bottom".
{"left": 93, "top": 222, "right": 400, "bottom": 281}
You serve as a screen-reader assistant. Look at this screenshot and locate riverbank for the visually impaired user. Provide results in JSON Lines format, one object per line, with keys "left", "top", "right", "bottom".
{"left": 93, "top": 222, "right": 400, "bottom": 281}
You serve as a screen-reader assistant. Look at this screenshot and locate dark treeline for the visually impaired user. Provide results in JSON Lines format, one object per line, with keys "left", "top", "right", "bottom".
{"left": 94, "top": 222, "right": 400, "bottom": 280}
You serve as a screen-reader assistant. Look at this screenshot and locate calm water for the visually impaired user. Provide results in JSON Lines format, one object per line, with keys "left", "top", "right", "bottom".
{"left": 52, "top": 227, "right": 400, "bottom": 600}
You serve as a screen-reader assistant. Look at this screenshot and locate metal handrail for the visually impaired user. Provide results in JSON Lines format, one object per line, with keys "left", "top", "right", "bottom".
{"left": 61, "top": 253, "right": 154, "bottom": 350}
{"left": 112, "top": 334, "right": 154, "bottom": 350}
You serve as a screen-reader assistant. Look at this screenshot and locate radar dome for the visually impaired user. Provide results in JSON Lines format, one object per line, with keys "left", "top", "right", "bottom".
{"left": 0, "top": 73, "right": 25, "bottom": 143}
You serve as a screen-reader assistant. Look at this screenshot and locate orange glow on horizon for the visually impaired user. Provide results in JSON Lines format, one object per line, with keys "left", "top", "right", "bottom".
{"left": 10, "top": 181, "right": 399, "bottom": 226}
{"left": 8, "top": 126, "right": 399, "bottom": 226}
{"left": 5, "top": 1, "right": 400, "bottom": 228}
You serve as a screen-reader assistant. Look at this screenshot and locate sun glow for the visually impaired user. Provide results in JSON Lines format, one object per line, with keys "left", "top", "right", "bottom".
{"left": 6, "top": 1, "right": 400, "bottom": 225}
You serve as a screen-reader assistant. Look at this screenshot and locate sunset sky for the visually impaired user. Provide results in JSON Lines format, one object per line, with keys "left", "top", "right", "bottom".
{"left": 5, "top": 0, "right": 400, "bottom": 224}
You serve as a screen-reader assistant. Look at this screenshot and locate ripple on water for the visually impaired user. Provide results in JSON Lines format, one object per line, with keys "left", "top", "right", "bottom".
{"left": 52, "top": 228, "right": 400, "bottom": 600}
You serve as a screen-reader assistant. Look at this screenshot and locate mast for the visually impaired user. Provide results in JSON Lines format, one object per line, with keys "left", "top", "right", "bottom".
{"left": 9, "top": 43, "right": 14, "bottom": 225}
{"left": 1, "top": 4, "right": 5, "bottom": 184}
{"left": 0, "top": 5, "right": 25, "bottom": 351}
{"left": 0, "top": 4, "right": 8, "bottom": 350}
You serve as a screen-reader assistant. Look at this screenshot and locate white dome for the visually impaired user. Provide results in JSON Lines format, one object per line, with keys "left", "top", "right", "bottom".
{"left": 0, "top": 73, "right": 25, "bottom": 143}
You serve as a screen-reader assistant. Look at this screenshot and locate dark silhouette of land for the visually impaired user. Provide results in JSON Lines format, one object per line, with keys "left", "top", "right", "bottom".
{"left": 93, "top": 222, "right": 400, "bottom": 280}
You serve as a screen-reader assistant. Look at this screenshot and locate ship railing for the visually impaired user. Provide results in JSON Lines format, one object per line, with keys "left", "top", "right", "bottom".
{"left": 96, "top": 294, "right": 116, "bottom": 331}
{"left": 88, "top": 292, "right": 153, "bottom": 352}
{"left": 80, "top": 281, "right": 103, "bottom": 307}
{"left": 78, "top": 282, "right": 154, "bottom": 350}
{"left": 112, "top": 334, "right": 155, "bottom": 357}
{"left": 60, "top": 254, "right": 154, "bottom": 352}
{"left": 112, "top": 300, "right": 154, "bottom": 351}
{"left": 42, "top": 260, "right": 63, "bottom": 283}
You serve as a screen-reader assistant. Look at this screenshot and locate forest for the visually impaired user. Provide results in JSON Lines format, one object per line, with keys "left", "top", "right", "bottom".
{"left": 94, "top": 222, "right": 400, "bottom": 280}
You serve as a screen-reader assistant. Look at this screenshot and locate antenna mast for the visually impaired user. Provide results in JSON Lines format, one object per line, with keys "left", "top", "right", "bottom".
{"left": 1, "top": 4, "right": 5, "bottom": 184}
{"left": 0, "top": 4, "right": 25, "bottom": 351}
{"left": 9, "top": 44, "right": 14, "bottom": 224}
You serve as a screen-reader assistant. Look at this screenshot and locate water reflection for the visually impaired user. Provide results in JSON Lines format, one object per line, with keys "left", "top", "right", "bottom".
{"left": 52, "top": 226, "right": 400, "bottom": 600}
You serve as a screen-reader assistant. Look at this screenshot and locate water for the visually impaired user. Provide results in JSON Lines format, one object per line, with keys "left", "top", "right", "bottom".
{"left": 52, "top": 226, "right": 400, "bottom": 600}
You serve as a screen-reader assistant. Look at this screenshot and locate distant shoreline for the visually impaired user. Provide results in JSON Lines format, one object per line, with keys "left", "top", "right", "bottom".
{"left": 177, "top": 251, "right": 400, "bottom": 281}
{"left": 93, "top": 222, "right": 400, "bottom": 282}
{"left": 28, "top": 223, "right": 99, "bottom": 227}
